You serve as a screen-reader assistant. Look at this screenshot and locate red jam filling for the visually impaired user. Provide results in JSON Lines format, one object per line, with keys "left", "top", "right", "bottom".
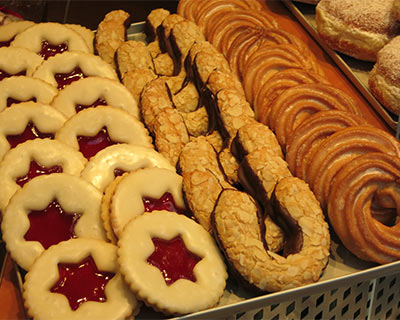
{"left": 7, "top": 96, "right": 37, "bottom": 107}
{"left": 0, "top": 39, "right": 12, "bottom": 47}
{"left": 24, "top": 200, "right": 81, "bottom": 250}
{"left": 51, "top": 255, "right": 115, "bottom": 311}
{"left": 113, "top": 168, "right": 126, "bottom": 178}
{"left": 15, "top": 160, "right": 63, "bottom": 187}
{"left": 77, "top": 127, "right": 117, "bottom": 159}
{"left": 39, "top": 40, "right": 68, "bottom": 60}
{"left": 55, "top": 67, "right": 86, "bottom": 90}
{"left": 147, "top": 236, "right": 201, "bottom": 286}
{"left": 143, "top": 192, "right": 187, "bottom": 215}
{"left": 75, "top": 97, "right": 107, "bottom": 113}
{"left": 6, "top": 121, "right": 54, "bottom": 149}
{"left": 0, "top": 69, "right": 25, "bottom": 81}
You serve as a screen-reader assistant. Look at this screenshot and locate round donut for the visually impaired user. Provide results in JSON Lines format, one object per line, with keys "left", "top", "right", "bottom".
{"left": 316, "top": 0, "right": 400, "bottom": 61}
{"left": 328, "top": 152, "right": 400, "bottom": 264}
{"left": 369, "top": 36, "right": 400, "bottom": 115}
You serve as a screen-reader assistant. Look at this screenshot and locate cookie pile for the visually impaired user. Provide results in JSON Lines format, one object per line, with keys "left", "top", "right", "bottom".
{"left": 0, "top": 13, "right": 228, "bottom": 319}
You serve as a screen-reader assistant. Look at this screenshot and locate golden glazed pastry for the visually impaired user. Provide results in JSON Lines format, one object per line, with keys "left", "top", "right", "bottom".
{"left": 117, "top": 210, "right": 228, "bottom": 315}
{"left": 316, "top": 0, "right": 400, "bottom": 61}
{"left": 369, "top": 36, "right": 400, "bottom": 115}
{"left": 328, "top": 152, "right": 400, "bottom": 264}
{"left": 23, "top": 238, "right": 139, "bottom": 320}
{"left": 1, "top": 173, "right": 106, "bottom": 270}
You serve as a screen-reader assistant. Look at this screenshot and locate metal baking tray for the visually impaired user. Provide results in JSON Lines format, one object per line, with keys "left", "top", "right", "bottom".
{"left": 282, "top": 0, "right": 400, "bottom": 138}
{"left": 9, "top": 19, "right": 400, "bottom": 320}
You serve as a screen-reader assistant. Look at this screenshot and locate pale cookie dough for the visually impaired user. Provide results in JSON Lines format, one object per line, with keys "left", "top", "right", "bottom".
{"left": 0, "top": 101, "right": 66, "bottom": 160}
{"left": 11, "top": 22, "right": 90, "bottom": 57}
{"left": 117, "top": 210, "right": 228, "bottom": 315}
{"left": 23, "top": 238, "right": 139, "bottom": 320}
{"left": 0, "top": 76, "right": 58, "bottom": 112}
{"left": 0, "top": 20, "right": 34, "bottom": 44}
{"left": 30, "top": 51, "right": 118, "bottom": 88}
{"left": 1, "top": 173, "right": 107, "bottom": 270}
{"left": 51, "top": 76, "right": 139, "bottom": 119}
{"left": 0, "top": 138, "right": 87, "bottom": 213}
{"left": 55, "top": 106, "right": 153, "bottom": 159}
{"left": 0, "top": 47, "right": 42, "bottom": 78}
{"left": 110, "top": 167, "right": 185, "bottom": 238}
{"left": 81, "top": 144, "right": 174, "bottom": 193}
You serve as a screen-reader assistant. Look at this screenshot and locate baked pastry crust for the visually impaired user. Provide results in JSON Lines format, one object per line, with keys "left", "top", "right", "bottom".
{"left": 23, "top": 238, "right": 139, "bottom": 320}
{"left": 117, "top": 210, "right": 228, "bottom": 315}
{"left": 1, "top": 173, "right": 106, "bottom": 270}
{"left": 0, "top": 47, "right": 42, "bottom": 79}
{"left": 0, "top": 138, "right": 87, "bottom": 213}
{"left": 0, "top": 20, "right": 35, "bottom": 44}
{"left": 51, "top": 76, "right": 139, "bottom": 119}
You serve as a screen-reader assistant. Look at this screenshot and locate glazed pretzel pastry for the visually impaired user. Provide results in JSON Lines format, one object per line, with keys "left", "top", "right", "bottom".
{"left": 212, "top": 177, "right": 330, "bottom": 292}
{"left": 328, "top": 152, "right": 400, "bottom": 264}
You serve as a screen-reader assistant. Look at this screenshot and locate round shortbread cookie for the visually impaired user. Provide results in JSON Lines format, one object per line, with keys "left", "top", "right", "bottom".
{"left": 0, "top": 101, "right": 67, "bottom": 160}
{"left": 110, "top": 167, "right": 185, "bottom": 238}
{"left": 55, "top": 106, "right": 153, "bottom": 160}
{"left": 11, "top": 22, "right": 90, "bottom": 59}
{"left": 1, "top": 173, "right": 107, "bottom": 270}
{"left": 81, "top": 144, "right": 174, "bottom": 193}
{"left": 30, "top": 51, "right": 118, "bottom": 89}
{"left": 117, "top": 210, "right": 228, "bottom": 315}
{"left": 51, "top": 77, "right": 139, "bottom": 119}
{"left": 0, "top": 138, "right": 87, "bottom": 213}
{"left": 0, "top": 20, "right": 34, "bottom": 44}
{"left": 0, "top": 76, "right": 58, "bottom": 112}
{"left": 23, "top": 238, "right": 139, "bottom": 320}
{"left": 0, "top": 47, "right": 42, "bottom": 80}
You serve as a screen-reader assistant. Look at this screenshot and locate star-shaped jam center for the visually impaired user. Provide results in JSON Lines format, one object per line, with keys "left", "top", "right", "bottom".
{"left": 39, "top": 40, "right": 68, "bottom": 60}
{"left": 51, "top": 255, "right": 115, "bottom": 311}
{"left": 77, "top": 126, "right": 118, "bottom": 160}
{"left": 142, "top": 192, "right": 187, "bottom": 215}
{"left": 24, "top": 200, "right": 81, "bottom": 250}
{"left": 54, "top": 67, "right": 86, "bottom": 90}
{"left": 6, "top": 96, "right": 37, "bottom": 108}
{"left": 15, "top": 160, "right": 63, "bottom": 187}
{"left": 147, "top": 236, "right": 201, "bottom": 286}
{"left": 75, "top": 97, "right": 107, "bottom": 113}
{"left": 0, "top": 69, "right": 25, "bottom": 81}
{"left": 6, "top": 121, "right": 54, "bottom": 149}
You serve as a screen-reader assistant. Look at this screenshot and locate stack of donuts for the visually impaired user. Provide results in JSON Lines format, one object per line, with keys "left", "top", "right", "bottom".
{"left": 176, "top": 0, "right": 400, "bottom": 266}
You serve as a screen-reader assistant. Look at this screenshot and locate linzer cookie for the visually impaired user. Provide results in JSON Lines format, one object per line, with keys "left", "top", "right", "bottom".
{"left": 0, "top": 21, "right": 34, "bottom": 47}
{"left": 11, "top": 22, "right": 91, "bottom": 59}
{"left": 0, "top": 138, "right": 86, "bottom": 213}
{"left": 51, "top": 76, "right": 140, "bottom": 119}
{"left": 23, "top": 238, "right": 139, "bottom": 319}
{"left": 0, "top": 47, "right": 42, "bottom": 81}
{"left": 55, "top": 106, "right": 153, "bottom": 160}
{"left": 107, "top": 167, "right": 186, "bottom": 239}
{"left": 31, "top": 51, "right": 118, "bottom": 90}
{"left": 0, "top": 76, "right": 58, "bottom": 112}
{"left": 1, "top": 173, "right": 106, "bottom": 270}
{"left": 117, "top": 210, "right": 227, "bottom": 315}
{"left": 0, "top": 102, "right": 66, "bottom": 160}
{"left": 80, "top": 144, "right": 174, "bottom": 193}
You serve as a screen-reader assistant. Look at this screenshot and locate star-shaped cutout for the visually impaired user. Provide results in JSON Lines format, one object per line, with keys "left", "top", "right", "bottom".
{"left": 147, "top": 236, "right": 201, "bottom": 286}
{"left": 6, "top": 121, "right": 54, "bottom": 149}
{"left": 142, "top": 192, "right": 187, "bottom": 215}
{"left": 15, "top": 160, "right": 62, "bottom": 187}
{"left": 24, "top": 200, "right": 81, "bottom": 249}
{"left": 54, "top": 66, "right": 86, "bottom": 90}
{"left": 77, "top": 126, "right": 118, "bottom": 159}
{"left": 51, "top": 255, "right": 115, "bottom": 311}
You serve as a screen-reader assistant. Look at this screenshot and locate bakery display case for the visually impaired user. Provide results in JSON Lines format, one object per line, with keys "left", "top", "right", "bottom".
{"left": 0, "top": 0, "right": 400, "bottom": 319}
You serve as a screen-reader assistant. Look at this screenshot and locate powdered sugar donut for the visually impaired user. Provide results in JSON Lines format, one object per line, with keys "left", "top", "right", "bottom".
{"left": 0, "top": 101, "right": 66, "bottom": 160}
{"left": 51, "top": 77, "right": 139, "bottom": 119}
{"left": 0, "top": 76, "right": 58, "bottom": 111}
{"left": 0, "top": 138, "right": 86, "bottom": 213}
{"left": 1, "top": 173, "right": 107, "bottom": 270}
